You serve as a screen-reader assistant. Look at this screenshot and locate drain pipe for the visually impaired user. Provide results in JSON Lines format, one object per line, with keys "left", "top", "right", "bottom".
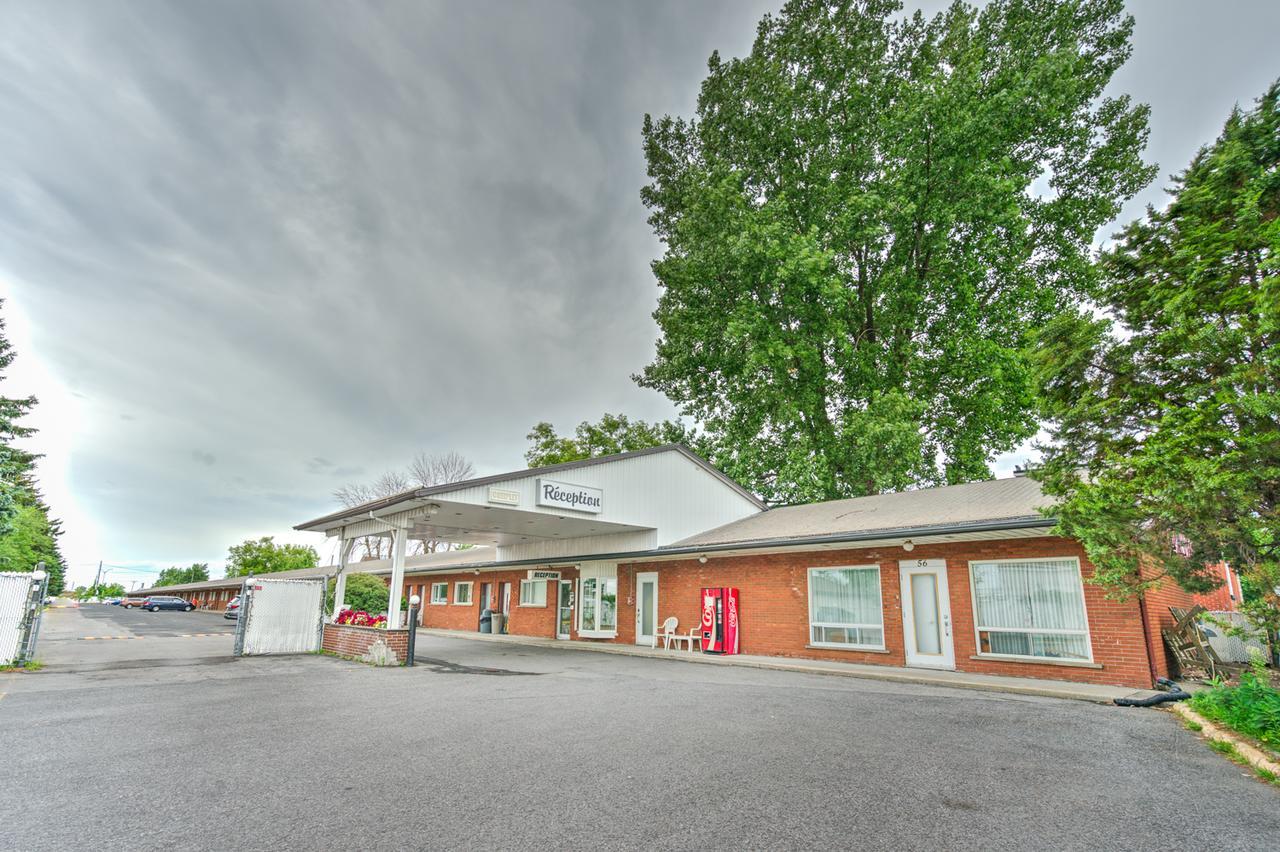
{"left": 1114, "top": 677, "right": 1191, "bottom": 707}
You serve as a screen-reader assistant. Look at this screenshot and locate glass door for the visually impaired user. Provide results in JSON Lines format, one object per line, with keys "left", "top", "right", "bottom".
{"left": 557, "top": 580, "right": 573, "bottom": 639}
{"left": 635, "top": 572, "right": 658, "bottom": 646}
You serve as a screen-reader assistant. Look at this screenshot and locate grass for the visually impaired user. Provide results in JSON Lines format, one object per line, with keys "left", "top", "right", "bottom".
{"left": 1187, "top": 656, "right": 1280, "bottom": 756}
{"left": 0, "top": 660, "right": 43, "bottom": 673}
{"left": 1184, "top": 719, "right": 1203, "bottom": 732}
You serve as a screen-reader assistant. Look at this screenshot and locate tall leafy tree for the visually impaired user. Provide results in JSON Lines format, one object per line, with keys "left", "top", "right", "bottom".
{"left": 223, "top": 536, "right": 318, "bottom": 578}
{"left": 154, "top": 563, "right": 211, "bottom": 587}
{"left": 1032, "top": 82, "right": 1280, "bottom": 634}
{"left": 525, "top": 413, "right": 700, "bottom": 467}
{"left": 639, "top": 0, "right": 1154, "bottom": 503}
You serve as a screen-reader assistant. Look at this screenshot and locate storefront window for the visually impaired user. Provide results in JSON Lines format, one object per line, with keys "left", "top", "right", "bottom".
{"left": 578, "top": 575, "right": 618, "bottom": 634}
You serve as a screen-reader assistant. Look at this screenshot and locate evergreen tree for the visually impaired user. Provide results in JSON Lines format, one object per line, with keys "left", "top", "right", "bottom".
{"left": 0, "top": 302, "right": 65, "bottom": 594}
{"left": 1032, "top": 81, "right": 1280, "bottom": 635}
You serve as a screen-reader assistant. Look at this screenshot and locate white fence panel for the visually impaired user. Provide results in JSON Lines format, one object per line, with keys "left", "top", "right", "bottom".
{"left": 0, "top": 572, "right": 35, "bottom": 665}
{"left": 240, "top": 578, "right": 324, "bottom": 655}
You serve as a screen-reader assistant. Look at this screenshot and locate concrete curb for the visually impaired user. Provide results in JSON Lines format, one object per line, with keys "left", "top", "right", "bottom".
{"left": 1170, "top": 703, "right": 1280, "bottom": 777}
{"left": 415, "top": 628, "right": 1154, "bottom": 704}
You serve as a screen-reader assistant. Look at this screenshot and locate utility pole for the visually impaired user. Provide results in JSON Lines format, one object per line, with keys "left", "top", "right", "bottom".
{"left": 92, "top": 560, "right": 103, "bottom": 591}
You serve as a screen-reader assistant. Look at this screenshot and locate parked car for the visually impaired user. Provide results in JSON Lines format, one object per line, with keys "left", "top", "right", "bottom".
{"left": 119, "top": 598, "right": 146, "bottom": 609}
{"left": 223, "top": 595, "right": 242, "bottom": 620}
{"left": 107, "top": 598, "right": 121, "bottom": 605}
{"left": 142, "top": 596, "right": 194, "bottom": 612}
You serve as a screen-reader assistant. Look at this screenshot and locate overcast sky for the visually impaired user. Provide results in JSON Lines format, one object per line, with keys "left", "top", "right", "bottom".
{"left": 2, "top": 1, "right": 1277, "bottom": 588}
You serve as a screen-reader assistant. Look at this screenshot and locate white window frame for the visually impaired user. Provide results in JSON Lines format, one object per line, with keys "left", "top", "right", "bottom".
{"left": 806, "top": 565, "right": 886, "bottom": 651}
{"left": 576, "top": 565, "right": 618, "bottom": 638}
{"left": 967, "top": 556, "right": 1094, "bottom": 663}
{"left": 430, "top": 582, "right": 448, "bottom": 605}
{"left": 519, "top": 579, "right": 547, "bottom": 607}
{"left": 453, "top": 581, "right": 473, "bottom": 606}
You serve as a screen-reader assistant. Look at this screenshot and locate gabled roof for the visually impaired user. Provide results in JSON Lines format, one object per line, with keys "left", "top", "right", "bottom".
{"left": 294, "top": 444, "right": 765, "bottom": 531}
{"left": 669, "top": 476, "right": 1053, "bottom": 550}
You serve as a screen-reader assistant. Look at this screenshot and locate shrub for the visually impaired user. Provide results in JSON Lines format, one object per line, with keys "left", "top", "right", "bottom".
{"left": 326, "top": 573, "right": 391, "bottom": 615}
{"left": 1189, "top": 655, "right": 1280, "bottom": 753}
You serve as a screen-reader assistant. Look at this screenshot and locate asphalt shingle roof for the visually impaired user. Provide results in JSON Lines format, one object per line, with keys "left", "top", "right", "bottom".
{"left": 669, "top": 476, "right": 1052, "bottom": 549}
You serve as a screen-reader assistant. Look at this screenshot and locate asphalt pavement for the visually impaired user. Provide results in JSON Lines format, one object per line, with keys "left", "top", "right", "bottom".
{"left": 1, "top": 606, "right": 1276, "bottom": 851}
{"left": 33, "top": 601, "right": 235, "bottom": 671}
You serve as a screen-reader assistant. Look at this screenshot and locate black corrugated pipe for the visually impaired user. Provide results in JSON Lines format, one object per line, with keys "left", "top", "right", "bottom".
{"left": 1114, "top": 677, "right": 1191, "bottom": 707}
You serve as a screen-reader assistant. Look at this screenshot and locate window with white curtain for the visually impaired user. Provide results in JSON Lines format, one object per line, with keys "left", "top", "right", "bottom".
{"left": 970, "top": 558, "right": 1091, "bottom": 661}
{"left": 519, "top": 579, "right": 547, "bottom": 607}
{"left": 430, "top": 582, "right": 448, "bottom": 605}
{"left": 808, "top": 566, "right": 884, "bottom": 649}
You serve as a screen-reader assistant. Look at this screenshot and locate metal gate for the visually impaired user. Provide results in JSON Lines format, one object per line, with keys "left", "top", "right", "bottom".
{"left": 1, "top": 571, "right": 47, "bottom": 666}
{"left": 233, "top": 576, "right": 325, "bottom": 656}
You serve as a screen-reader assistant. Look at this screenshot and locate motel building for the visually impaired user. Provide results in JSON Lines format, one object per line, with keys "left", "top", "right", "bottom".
{"left": 162, "top": 445, "right": 1242, "bottom": 689}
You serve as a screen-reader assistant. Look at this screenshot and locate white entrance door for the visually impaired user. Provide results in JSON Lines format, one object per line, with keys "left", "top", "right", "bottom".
{"left": 635, "top": 572, "right": 658, "bottom": 647}
{"left": 899, "top": 559, "right": 955, "bottom": 669}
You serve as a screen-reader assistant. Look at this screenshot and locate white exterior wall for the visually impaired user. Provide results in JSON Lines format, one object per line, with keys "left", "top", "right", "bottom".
{"left": 444, "top": 450, "right": 760, "bottom": 561}
{"left": 495, "top": 530, "right": 657, "bottom": 563}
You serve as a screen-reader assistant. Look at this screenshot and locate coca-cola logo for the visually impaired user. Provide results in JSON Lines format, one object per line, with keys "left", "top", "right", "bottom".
{"left": 701, "top": 594, "right": 714, "bottom": 628}
{"left": 727, "top": 595, "right": 737, "bottom": 628}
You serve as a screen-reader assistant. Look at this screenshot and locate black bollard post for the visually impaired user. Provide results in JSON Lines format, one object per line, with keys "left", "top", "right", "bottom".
{"left": 406, "top": 602, "right": 419, "bottom": 667}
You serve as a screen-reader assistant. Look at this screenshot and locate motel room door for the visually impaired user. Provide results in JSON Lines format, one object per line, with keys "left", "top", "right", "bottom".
{"left": 899, "top": 558, "right": 955, "bottom": 669}
{"left": 557, "top": 579, "right": 573, "bottom": 640}
{"left": 635, "top": 572, "right": 658, "bottom": 646}
{"left": 478, "top": 582, "right": 492, "bottom": 631}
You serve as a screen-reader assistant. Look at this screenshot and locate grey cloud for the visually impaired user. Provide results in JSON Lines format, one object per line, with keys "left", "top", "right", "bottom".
{"left": 191, "top": 450, "right": 217, "bottom": 467}
{"left": 1, "top": 1, "right": 1277, "bottom": 577}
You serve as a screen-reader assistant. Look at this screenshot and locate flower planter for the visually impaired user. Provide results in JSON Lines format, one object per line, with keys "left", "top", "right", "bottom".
{"left": 322, "top": 622, "right": 410, "bottom": 664}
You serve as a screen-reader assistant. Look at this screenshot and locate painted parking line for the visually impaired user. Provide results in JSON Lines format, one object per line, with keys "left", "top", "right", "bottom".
{"left": 79, "top": 634, "right": 233, "bottom": 640}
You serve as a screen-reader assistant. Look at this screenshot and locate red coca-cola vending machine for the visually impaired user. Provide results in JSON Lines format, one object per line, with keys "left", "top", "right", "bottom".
{"left": 700, "top": 587, "right": 740, "bottom": 654}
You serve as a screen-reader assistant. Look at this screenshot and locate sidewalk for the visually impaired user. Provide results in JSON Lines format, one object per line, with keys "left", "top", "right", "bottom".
{"left": 415, "top": 627, "right": 1165, "bottom": 704}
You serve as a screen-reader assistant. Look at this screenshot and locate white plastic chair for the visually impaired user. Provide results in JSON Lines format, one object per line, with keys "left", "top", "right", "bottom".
{"left": 655, "top": 616, "right": 679, "bottom": 649}
{"left": 656, "top": 616, "right": 699, "bottom": 652}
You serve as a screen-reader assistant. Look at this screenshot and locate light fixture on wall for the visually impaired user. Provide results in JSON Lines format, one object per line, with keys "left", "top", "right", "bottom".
{"left": 902, "top": 540, "right": 915, "bottom": 552}
{"left": 698, "top": 555, "right": 708, "bottom": 564}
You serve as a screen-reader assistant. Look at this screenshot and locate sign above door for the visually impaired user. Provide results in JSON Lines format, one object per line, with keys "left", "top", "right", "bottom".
{"left": 536, "top": 479, "right": 603, "bottom": 514}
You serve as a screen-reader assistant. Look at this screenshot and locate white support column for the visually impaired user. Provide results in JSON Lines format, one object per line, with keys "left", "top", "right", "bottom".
{"left": 331, "top": 536, "right": 354, "bottom": 621}
{"left": 387, "top": 528, "right": 407, "bottom": 629}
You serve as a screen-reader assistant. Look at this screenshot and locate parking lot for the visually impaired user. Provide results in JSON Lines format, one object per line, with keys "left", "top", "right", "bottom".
{"left": 33, "top": 600, "right": 235, "bottom": 671}
{"left": 1, "top": 605, "right": 1277, "bottom": 851}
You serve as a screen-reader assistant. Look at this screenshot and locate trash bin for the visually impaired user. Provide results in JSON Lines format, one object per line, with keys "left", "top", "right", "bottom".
{"left": 479, "top": 608, "right": 493, "bottom": 634}
{"left": 491, "top": 612, "right": 506, "bottom": 635}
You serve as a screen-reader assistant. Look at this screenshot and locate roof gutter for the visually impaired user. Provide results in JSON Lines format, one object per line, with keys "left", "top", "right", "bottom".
{"left": 391, "top": 515, "right": 1059, "bottom": 574}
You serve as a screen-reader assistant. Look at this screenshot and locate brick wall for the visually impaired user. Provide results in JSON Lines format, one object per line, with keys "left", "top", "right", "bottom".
{"left": 622, "top": 538, "right": 1155, "bottom": 688}
{"left": 321, "top": 623, "right": 409, "bottom": 663}
{"left": 1138, "top": 561, "right": 1243, "bottom": 680}
{"left": 405, "top": 537, "right": 1167, "bottom": 689}
{"left": 407, "top": 568, "right": 577, "bottom": 638}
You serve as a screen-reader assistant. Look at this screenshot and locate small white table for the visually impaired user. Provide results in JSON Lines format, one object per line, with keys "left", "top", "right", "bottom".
{"left": 658, "top": 629, "right": 700, "bottom": 652}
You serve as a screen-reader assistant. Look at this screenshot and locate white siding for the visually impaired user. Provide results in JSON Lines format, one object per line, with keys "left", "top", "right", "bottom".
{"left": 433, "top": 448, "right": 761, "bottom": 548}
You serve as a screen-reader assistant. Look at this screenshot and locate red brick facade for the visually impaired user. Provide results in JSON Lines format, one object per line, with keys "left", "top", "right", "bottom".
{"left": 322, "top": 623, "right": 409, "bottom": 662}
{"left": 406, "top": 537, "right": 1190, "bottom": 689}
